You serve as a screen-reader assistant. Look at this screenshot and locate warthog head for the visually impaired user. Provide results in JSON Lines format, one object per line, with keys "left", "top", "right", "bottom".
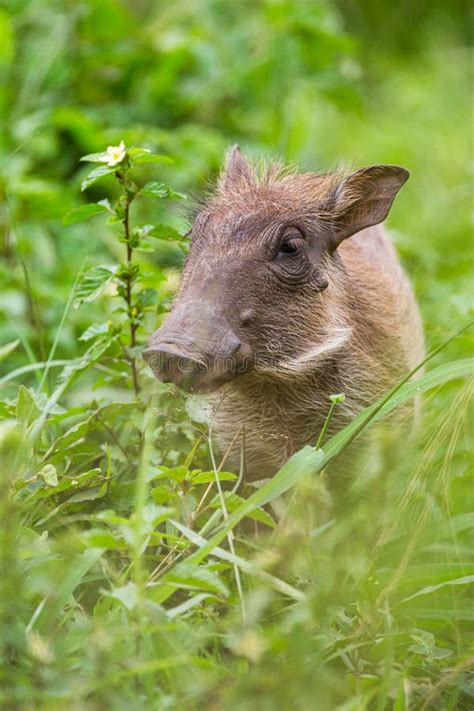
{"left": 144, "top": 147, "right": 408, "bottom": 393}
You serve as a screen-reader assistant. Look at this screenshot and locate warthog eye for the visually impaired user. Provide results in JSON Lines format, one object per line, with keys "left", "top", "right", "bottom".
{"left": 275, "top": 231, "right": 304, "bottom": 261}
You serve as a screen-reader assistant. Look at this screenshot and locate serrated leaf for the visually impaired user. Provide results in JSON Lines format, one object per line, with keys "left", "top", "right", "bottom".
{"left": 79, "top": 323, "right": 110, "bottom": 342}
{"left": 144, "top": 223, "right": 185, "bottom": 242}
{"left": 140, "top": 181, "right": 185, "bottom": 201}
{"left": 191, "top": 470, "right": 237, "bottom": 484}
{"left": 129, "top": 148, "right": 173, "bottom": 165}
{"left": 59, "top": 334, "right": 117, "bottom": 382}
{"left": 62, "top": 203, "right": 109, "bottom": 225}
{"left": 80, "top": 151, "right": 109, "bottom": 163}
{"left": 74, "top": 265, "right": 117, "bottom": 308}
{"left": 39, "top": 464, "right": 58, "bottom": 487}
{"left": 81, "top": 165, "right": 116, "bottom": 191}
{"left": 47, "top": 418, "right": 90, "bottom": 454}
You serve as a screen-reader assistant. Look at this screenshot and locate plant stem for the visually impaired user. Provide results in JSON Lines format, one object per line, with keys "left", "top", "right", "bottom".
{"left": 121, "top": 181, "right": 140, "bottom": 395}
{"left": 315, "top": 401, "right": 337, "bottom": 450}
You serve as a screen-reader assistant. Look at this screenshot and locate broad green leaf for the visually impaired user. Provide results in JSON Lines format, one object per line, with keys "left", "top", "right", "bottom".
{"left": 81, "top": 165, "right": 116, "bottom": 191}
{"left": 45, "top": 418, "right": 91, "bottom": 456}
{"left": 144, "top": 223, "right": 186, "bottom": 242}
{"left": 80, "top": 151, "right": 109, "bottom": 163}
{"left": 62, "top": 202, "right": 109, "bottom": 225}
{"left": 79, "top": 322, "right": 110, "bottom": 342}
{"left": 74, "top": 265, "right": 117, "bottom": 307}
{"left": 59, "top": 334, "right": 118, "bottom": 382}
{"left": 191, "top": 470, "right": 237, "bottom": 484}
{"left": 128, "top": 148, "right": 173, "bottom": 165}
{"left": 140, "top": 181, "right": 185, "bottom": 200}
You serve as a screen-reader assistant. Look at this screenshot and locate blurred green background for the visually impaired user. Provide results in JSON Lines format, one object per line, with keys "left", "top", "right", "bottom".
{"left": 0, "top": 2, "right": 473, "bottom": 710}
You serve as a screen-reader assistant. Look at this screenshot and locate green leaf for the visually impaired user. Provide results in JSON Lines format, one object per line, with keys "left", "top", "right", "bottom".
{"left": 143, "top": 223, "right": 185, "bottom": 242}
{"left": 136, "top": 288, "right": 157, "bottom": 308}
{"left": 79, "top": 323, "right": 110, "bottom": 342}
{"left": 36, "top": 549, "right": 103, "bottom": 630}
{"left": 399, "top": 575, "right": 474, "bottom": 604}
{"left": 80, "top": 151, "right": 110, "bottom": 163}
{"left": 74, "top": 265, "right": 117, "bottom": 308}
{"left": 62, "top": 203, "right": 109, "bottom": 225}
{"left": 39, "top": 464, "right": 58, "bottom": 487}
{"left": 81, "top": 165, "right": 116, "bottom": 191}
{"left": 140, "top": 182, "right": 185, "bottom": 201}
{"left": 164, "top": 561, "right": 229, "bottom": 597}
{"left": 135, "top": 240, "right": 154, "bottom": 253}
{"left": 0, "top": 339, "right": 20, "bottom": 361}
{"left": 323, "top": 358, "right": 474, "bottom": 464}
{"left": 191, "top": 470, "right": 237, "bottom": 484}
{"left": 171, "top": 520, "right": 305, "bottom": 602}
{"left": 28, "top": 469, "right": 102, "bottom": 502}
{"left": 84, "top": 530, "right": 125, "bottom": 551}
{"left": 16, "top": 385, "right": 40, "bottom": 427}
{"left": 59, "top": 334, "right": 117, "bottom": 382}
{"left": 209, "top": 492, "right": 276, "bottom": 528}
{"left": 105, "top": 583, "right": 139, "bottom": 611}
{"left": 128, "top": 148, "right": 173, "bottom": 165}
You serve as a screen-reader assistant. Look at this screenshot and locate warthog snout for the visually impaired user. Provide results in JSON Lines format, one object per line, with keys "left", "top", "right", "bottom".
{"left": 143, "top": 300, "right": 252, "bottom": 393}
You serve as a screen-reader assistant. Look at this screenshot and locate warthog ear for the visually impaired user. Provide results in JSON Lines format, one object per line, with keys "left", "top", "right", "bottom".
{"left": 219, "top": 145, "right": 253, "bottom": 190}
{"left": 330, "top": 165, "right": 410, "bottom": 249}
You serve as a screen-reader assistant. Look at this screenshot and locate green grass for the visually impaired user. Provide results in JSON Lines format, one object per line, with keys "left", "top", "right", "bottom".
{"left": 0, "top": 1, "right": 473, "bottom": 709}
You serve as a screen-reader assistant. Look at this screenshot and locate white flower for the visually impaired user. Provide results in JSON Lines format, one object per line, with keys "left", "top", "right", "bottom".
{"left": 105, "top": 141, "right": 126, "bottom": 167}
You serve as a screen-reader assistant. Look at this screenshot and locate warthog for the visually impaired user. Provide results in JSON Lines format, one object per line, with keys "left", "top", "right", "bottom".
{"left": 144, "top": 146, "right": 424, "bottom": 479}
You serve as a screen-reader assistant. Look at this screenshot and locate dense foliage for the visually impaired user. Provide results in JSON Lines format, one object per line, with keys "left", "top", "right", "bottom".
{"left": 0, "top": 1, "right": 472, "bottom": 709}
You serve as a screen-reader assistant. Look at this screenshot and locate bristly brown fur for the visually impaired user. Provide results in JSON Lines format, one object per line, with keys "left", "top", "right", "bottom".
{"left": 210, "top": 153, "right": 343, "bottom": 215}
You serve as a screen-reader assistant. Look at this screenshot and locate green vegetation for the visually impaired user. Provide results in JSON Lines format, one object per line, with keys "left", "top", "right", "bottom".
{"left": 0, "top": 1, "right": 472, "bottom": 709}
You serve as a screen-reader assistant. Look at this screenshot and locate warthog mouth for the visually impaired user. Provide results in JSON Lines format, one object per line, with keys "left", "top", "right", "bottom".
{"left": 143, "top": 345, "right": 253, "bottom": 394}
